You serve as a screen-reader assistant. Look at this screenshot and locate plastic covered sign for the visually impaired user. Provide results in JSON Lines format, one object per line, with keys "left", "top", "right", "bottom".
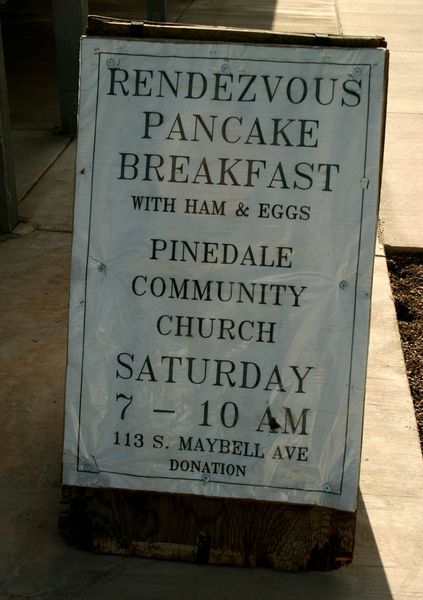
{"left": 62, "top": 37, "right": 387, "bottom": 511}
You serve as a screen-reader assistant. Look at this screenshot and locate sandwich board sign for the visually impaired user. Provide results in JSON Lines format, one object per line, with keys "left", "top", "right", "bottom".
{"left": 63, "top": 29, "right": 388, "bottom": 513}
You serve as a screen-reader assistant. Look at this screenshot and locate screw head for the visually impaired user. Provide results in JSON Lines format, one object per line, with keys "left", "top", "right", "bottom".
{"left": 221, "top": 63, "right": 230, "bottom": 74}
{"left": 353, "top": 67, "right": 362, "bottom": 77}
{"left": 202, "top": 474, "right": 210, "bottom": 483}
{"left": 322, "top": 483, "right": 332, "bottom": 493}
{"left": 339, "top": 280, "right": 349, "bottom": 290}
{"left": 106, "top": 58, "right": 115, "bottom": 67}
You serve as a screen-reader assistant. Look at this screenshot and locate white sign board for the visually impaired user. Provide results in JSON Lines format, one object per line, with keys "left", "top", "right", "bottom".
{"left": 63, "top": 36, "right": 387, "bottom": 511}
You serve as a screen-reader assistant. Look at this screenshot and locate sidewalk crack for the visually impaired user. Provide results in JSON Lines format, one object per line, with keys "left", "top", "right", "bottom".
{"left": 334, "top": 0, "right": 343, "bottom": 35}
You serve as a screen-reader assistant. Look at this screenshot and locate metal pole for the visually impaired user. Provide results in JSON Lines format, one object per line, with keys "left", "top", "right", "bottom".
{"left": 0, "top": 20, "right": 18, "bottom": 232}
{"left": 147, "top": 0, "right": 167, "bottom": 22}
{"left": 52, "top": 0, "right": 88, "bottom": 136}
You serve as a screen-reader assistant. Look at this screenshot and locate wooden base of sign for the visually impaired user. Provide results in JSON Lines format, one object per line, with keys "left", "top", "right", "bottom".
{"left": 59, "top": 486, "right": 355, "bottom": 571}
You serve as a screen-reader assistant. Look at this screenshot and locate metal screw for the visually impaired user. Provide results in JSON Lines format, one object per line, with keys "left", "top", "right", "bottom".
{"left": 221, "top": 63, "right": 230, "bottom": 74}
{"left": 353, "top": 67, "right": 362, "bottom": 77}
{"left": 323, "top": 483, "right": 332, "bottom": 493}
{"left": 106, "top": 58, "right": 115, "bottom": 67}
{"left": 202, "top": 474, "right": 210, "bottom": 483}
{"left": 339, "top": 280, "right": 349, "bottom": 290}
{"left": 97, "top": 263, "right": 106, "bottom": 273}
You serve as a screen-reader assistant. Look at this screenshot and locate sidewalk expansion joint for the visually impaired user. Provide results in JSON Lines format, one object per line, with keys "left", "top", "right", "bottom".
{"left": 17, "top": 136, "right": 73, "bottom": 205}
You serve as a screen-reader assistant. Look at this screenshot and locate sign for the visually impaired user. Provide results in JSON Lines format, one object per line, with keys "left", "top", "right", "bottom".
{"left": 63, "top": 36, "right": 387, "bottom": 511}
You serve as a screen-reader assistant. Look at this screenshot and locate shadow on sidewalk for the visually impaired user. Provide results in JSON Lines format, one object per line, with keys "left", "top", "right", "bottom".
{"left": 1, "top": 0, "right": 279, "bottom": 130}
{"left": 1, "top": 0, "right": 280, "bottom": 121}
{"left": 0, "top": 481, "right": 393, "bottom": 598}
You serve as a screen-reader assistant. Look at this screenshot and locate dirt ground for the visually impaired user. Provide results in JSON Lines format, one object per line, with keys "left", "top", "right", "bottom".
{"left": 387, "top": 253, "right": 423, "bottom": 453}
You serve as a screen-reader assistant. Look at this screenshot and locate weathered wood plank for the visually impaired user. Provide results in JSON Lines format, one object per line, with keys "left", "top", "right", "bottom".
{"left": 60, "top": 487, "right": 355, "bottom": 571}
{"left": 86, "top": 15, "right": 387, "bottom": 48}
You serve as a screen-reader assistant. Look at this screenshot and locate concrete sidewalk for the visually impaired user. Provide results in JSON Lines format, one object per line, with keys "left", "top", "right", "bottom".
{"left": 1, "top": 1, "right": 422, "bottom": 598}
